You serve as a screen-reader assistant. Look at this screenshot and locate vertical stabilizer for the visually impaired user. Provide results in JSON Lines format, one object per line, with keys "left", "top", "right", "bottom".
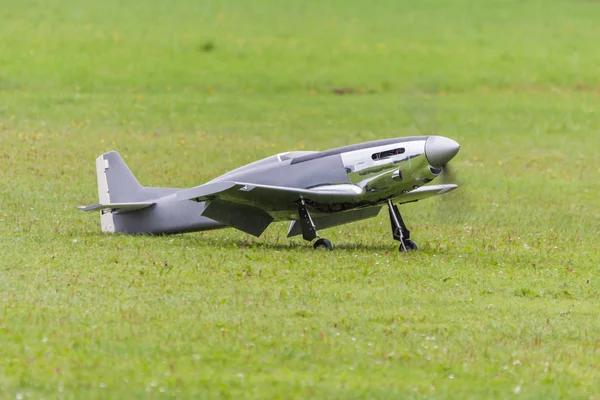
{"left": 96, "top": 151, "right": 144, "bottom": 232}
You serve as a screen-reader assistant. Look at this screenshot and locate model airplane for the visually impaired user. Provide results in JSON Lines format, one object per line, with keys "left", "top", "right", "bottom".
{"left": 79, "top": 135, "right": 460, "bottom": 251}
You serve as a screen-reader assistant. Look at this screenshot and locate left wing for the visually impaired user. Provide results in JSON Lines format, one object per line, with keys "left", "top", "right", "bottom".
{"left": 176, "top": 181, "right": 363, "bottom": 210}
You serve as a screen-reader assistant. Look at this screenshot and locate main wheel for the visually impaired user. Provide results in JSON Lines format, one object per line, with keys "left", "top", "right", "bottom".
{"left": 313, "top": 238, "right": 333, "bottom": 251}
{"left": 399, "top": 239, "right": 418, "bottom": 252}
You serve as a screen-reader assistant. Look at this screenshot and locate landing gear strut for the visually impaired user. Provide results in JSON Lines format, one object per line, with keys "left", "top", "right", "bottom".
{"left": 297, "top": 200, "right": 333, "bottom": 251}
{"left": 387, "top": 199, "right": 418, "bottom": 252}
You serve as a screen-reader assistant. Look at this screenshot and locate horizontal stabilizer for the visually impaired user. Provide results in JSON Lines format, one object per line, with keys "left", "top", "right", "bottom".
{"left": 77, "top": 202, "right": 154, "bottom": 214}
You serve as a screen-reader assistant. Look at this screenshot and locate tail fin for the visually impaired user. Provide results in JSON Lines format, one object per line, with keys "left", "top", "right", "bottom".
{"left": 96, "top": 151, "right": 144, "bottom": 203}
{"left": 89, "top": 151, "right": 147, "bottom": 233}
{"left": 79, "top": 151, "right": 168, "bottom": 232}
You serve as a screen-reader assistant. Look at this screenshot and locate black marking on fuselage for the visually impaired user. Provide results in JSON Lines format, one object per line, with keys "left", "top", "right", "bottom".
{"left": 290, "top": 136, "right": 428, "bottom": 165}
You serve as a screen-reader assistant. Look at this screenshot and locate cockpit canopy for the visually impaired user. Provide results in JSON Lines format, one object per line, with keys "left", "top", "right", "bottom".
{"left": 213, "top": 151, "right": 317, "bottom": 181}
{"left": 277, "top": 151, "right": 316, "bottom": 161}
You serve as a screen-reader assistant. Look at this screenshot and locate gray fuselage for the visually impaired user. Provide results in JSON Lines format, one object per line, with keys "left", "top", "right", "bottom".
{"left": 101, "top": 136, "right": 451, "bottom": 235}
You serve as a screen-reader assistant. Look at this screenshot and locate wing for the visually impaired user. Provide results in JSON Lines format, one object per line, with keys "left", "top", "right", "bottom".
{"left": 77, "top": 202, "right": 154, "bottom": 214}
{"left": 395, "top": 184, "right": 457, "bottom": 204}
{"left": 175, "top": 181, "right": 363, "bottom": 237}
{"left": 176, "top": 181, "right": 363, "bottom": 211}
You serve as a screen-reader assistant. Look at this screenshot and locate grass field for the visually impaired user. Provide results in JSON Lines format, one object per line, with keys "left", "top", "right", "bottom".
{"left": 2, "top": 0, "right": 600, "bottom": 398}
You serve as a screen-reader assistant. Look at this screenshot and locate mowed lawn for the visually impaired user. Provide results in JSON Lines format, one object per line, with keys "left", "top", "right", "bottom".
{"left": 1, "top": 0, "right": 600, "bottom": 398}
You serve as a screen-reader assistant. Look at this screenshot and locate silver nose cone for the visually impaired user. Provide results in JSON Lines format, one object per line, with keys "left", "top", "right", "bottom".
{"left": 425, "top": 136, "right": 460, "bottom": 167}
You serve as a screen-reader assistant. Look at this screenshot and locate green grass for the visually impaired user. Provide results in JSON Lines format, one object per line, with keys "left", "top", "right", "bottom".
{"left": 2, "top": 0, "right": 600, "bottom": 398}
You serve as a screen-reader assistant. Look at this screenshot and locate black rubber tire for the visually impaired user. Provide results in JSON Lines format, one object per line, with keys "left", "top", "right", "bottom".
{"left": 313, "top": 238, "right": 333, "bottom": 251}
{"left": 399, "top": 239, "right": 418, "bottom": 252}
